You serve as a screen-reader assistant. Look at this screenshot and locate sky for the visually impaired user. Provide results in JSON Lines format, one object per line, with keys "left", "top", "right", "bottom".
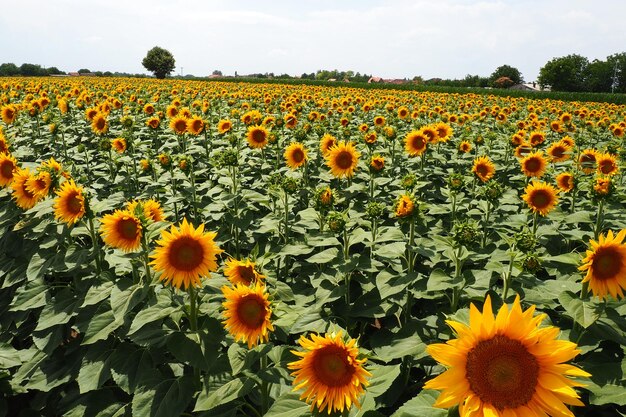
{"left": 1, "top": 0, "right": 625, "bottom": 82}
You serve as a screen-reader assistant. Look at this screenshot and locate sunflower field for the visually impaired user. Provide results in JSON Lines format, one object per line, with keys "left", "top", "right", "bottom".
{"left": 0, "top": 77, "right": 625, "bottom": 417}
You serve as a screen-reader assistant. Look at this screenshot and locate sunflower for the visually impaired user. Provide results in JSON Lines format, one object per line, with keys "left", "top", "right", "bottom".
{"left": 556, "top": 172, "right": 574, "bottom": 193}
{"left": 85, "top": 107, "right": 99, "bottom": 121}
{"left": 319, "top": 134, "right": 337, "bottom": 156}
{"left": 373, "top": 115, "right": 385, "bottom": 127}
{"left": 520, "top": 151, "right": 547, "bottom": 178}
{"left": 404, "top": 130, "right": 428, "bottom": 157}
{"left": 166, "top": 104, "right": 178, "bottom": 118}
{"left": 289, "top": 331, "right": 371, "bottom": 414}
{"left": 370, "top": 154, "right": 385, "bottom": 172}
{"left": 146, "top": 117, "right": 160, "bottom": 129}
{"left": 546, "top": 141, "right": 571, "bottom": 163}
{"left": 593, "top": 176, "right": 611, "bottom": 196}
{"left": 91, "top": 113, "right": 108, "bottom": 135}
{"left": 395, "top": 194, "right": 415, "bottom": 218}
{"left": 397, "top": 106, "right": 409, "bottom": 119}
{"left": 325, "top": 141, "right": 360, "bottom": 179}
{"left": 143, "top": 103, "right": 155, "bottom": 115}
{"left": 111, "top": 137, "right": 127, "bottom": 153}
{"left": 222, "top": 282, "right": 273, "bottom": 348}
{"left": 284, "top": 113, "right": 297, "bottom": 128}
{"left": 364, "top": 131, "right": 377, "bottom": 144}
{"left": 53, "top": 180, "right": 85, "bottom": 225}
{"left": 514, "top": 143, "right": 533, "bottom": 158}
{"left": 187, "top": 116, "right": 205, "bottom": 135}
{"left": 434, "top": 122, "right": 453, "bottom": 142}
{"left": 25, "top": 171, "right": 52, "bottom": 199}
{"left": 1, "top": 105, "right": 18, "bottom": 124}
{"left": 127, "top": 199, "right": 166, "bottom": 222}
{"left": 0, "top": 152, "right": 17, "bottom": 187}
{"left": 578, "top": 149, "right": 597, "bottom": 174}
{"left": 579, "top": 229, "right": 626, "bottom": 300}
{"left": 459, "top": 141, "right": 472, "bottom": 153}
{"left": 11, "top": 168, "right": 41, "bottom": 210}
{"left": 425, "top": 295, "right": 589, "bottom": 417}
{"left": 170, "top": 115, "right": 188, "bottom": 135}
{"left": 522, "top": 180, "right": 559, "bottom": 216}
{"left": 217, "top": 119, "right": 232, "bottom": 134}
{"left": 150, "top": 219, "right": 222, "bottom": 290}
{"left": 596, "top": 153, "right": 619, "bottom": 176}
{"left": 100, "top": 210, "right": 142, "bottom": 252}
{"left": 528, "top": 131, "right": 546, "bottom": 147}
{"left": 472, "top": 156, "right": 495, "bottom": 182}
{"left": 421, "top": 126, "right": 438, "bottom": 144}
{"left": 283, "top": 142, "right": 308, "bottom": 170}
{"left": 224, "top": 258, "right": 265, "bottom": 285}
{"left": 245, "top": 125, "right": 269, "bottom": 149}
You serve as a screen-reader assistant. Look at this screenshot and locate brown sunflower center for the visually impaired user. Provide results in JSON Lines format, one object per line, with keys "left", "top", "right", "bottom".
{"left": 291, "top": 149, "right": 305, "bottom": 163}
{"left": 551, "top": 147, "right": 565, "bottom": 158}
{"left": 335, "top": 151, "right": 354, "bottom": 170}
{"left": 476, "top": 163, "right": 490, "bottom": 176}
{"left": 599, "top": 161, "right": 615, "bottom": 174}
{"left": 524, "top": 157, "right": 542, "bottom": 173}
{"left": 236, "top": 295, "right": 265, "bottom": 328}
{"left": 174, "top": 120, "right": 187, "bottom": 133}
{"left": 168, "top": 237, "right": 204, "bottom": 271}
{"left": 94, "top": 118, "right": 106, "bottom": 130}
{"left": 530, "top": 190, "right": 551, "bottom": 209}
{"left": 118, "top": 217, "right": 140, "bottom": 240}
{"left": 66, "top": 192, "right": 83, "bottom": 214}
{"left": 1, "top": 161, "right": 15, "bottom": 179}
{"left": 466, "top": 335, "right": 539, "bottom": 410}
{"left": 593, "top": 246, "right": 622, "bottom": 280}
{"left": 251, "top": 129, "right": 266, "bottom": 143}
{"left": 237, "top": 265, "right": 257, "bottom": 285}
{"left": 313, "top": 346, "right": 355, "bottom": 387}
{"left": 411, "top": 136, "right": 426, "bottom": 150}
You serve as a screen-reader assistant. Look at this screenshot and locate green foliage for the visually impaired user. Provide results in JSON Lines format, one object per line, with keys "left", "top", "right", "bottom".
{"left": 142, "top": 46, "right": 176, "bottom": 79}
{"left": 490, "top": 64, "right": 523, "bottom": 86}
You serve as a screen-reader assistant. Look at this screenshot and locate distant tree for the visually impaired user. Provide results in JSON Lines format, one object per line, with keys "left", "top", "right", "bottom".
{"left": 585, "top": 59, "right": 613, "bottom": 92}
{"left": 19, "top": 63, "right": 46, "bottom": 76}
{"left": 490, "top": 65, "right": 523, "bottom": 86}
{"left": 142, "top": 46, "right": 176, "bottom": 79}
{"left": 103, "top": 71, "right": 113, "bottom": 77}
{"left": 538, "top": 54, "right": 589, "bottom": 91}
{"left": 77, "top": 68, "right": 91, "bottom": 74}
{"left": 46, "top": 66, "right": 64, "bottom": 75}
{"left": 212, "top": 70, "right": 223, "bottom": 76}
{"left": 94, "top": 71, "right": 103, "bottom": 77}
{"left": 494, "top": 76, "right": 515, "bottom": 88}
{"left": 607, "top": 52, "right": 626, "bottom": 93}
{"left": 0, "top": 63, "right": 20, "bottom": 76}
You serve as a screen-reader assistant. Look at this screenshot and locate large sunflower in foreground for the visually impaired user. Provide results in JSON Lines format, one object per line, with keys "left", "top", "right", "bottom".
{"left": 221, "top": 282, "right": 274, "bottom": 348}
{"left": 284, "top": 142, "right": 308, "bottom": 169}
{"left": 289, "top": 332, "right": 371, "bottom": 414}
{"left": 579, "top": 229, "right": 626, "bottom": 300}
{"left": 224, "top": 258, "right": 265, "bottom": 285}
{"left": 246, "top": 125, "right": 269, "bottom": 149}
{"left": 53, "top": 180, "right": 85, "bottom": 225}
{"left": 1, "top": 105, "right": 17, "bottom": 124}
{"left": 404, "top": 130, "right": 428, "bottom": 156}
{"left": 11, "top": 168, "right": 41, "bottom": 210}
{"left": 150, "top": 219, "right": 222, "bottom": 290}
{"left": 522, "top": 180, "right": 559, "bottom": 216}
{"left": 596, "top": 153, "right": 619, "bottom": 176}
{"left": 325, "top": 141, "right": 360, "bottom": 178}
{"left": 472, "top": 156, "right": 495, "bottom": 183}
{"left": 520, "top": 150, "right": 547, "bottom": 178}
{"left": 425, "top": 295, "right": 590, "bottom": 417}
{"left": 100, "top": 210, "right": 143, "bottom": 252}
{"left": 0, "top": 152, "right": 17, "bottom": 187}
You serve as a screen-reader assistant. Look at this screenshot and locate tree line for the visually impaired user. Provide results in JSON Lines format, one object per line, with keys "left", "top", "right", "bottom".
{"left": 538, "top": 53, "right": 626, "bottom": 93}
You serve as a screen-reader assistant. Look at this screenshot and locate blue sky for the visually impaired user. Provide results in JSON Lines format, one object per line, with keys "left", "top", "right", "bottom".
{"left": 1, "top": 0, "right": 625, "bottom": 81}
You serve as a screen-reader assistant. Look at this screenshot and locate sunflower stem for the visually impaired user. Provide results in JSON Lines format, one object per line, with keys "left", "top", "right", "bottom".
{"left": 283, "top": 191, "right": 289, "bottom": 243}
{"left": 188, "top": 285, "right": 201, "bottom": 386}
{"left": 260, "top": 355, "right": 269, "bottom": 415}
{"left": 481, "top": 200, "right": 491, "bottom": 247}
{"left": 594, "top": 198, "right": 604, "bottom": 240}
{"left": 86, "top": 215, "right": 103, "bottom": 277}
{"left": 141, "top": 232, "right": 153, "bottom": 284}
{"left": 343, "top": 228, "right": 351, "bottom": 306}
{"left": 169, "top": 164, "right": 179, "bottom": 223}
{"left": 190, "top": 165, "right": 199, "bottom": 224}
{"left": 502, "top": 248, "right": 516, "bottom": 301}
{"left": 531, "top": 211, "right": 539, "bottom": 236}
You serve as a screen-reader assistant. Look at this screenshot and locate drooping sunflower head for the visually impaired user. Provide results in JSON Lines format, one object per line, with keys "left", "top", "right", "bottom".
{"left": 100, "top": 209, "right": 143, "bottom": 252}
{"left": 425, "top": 295, "right": 590, "bottom": 417}
{"left": 150, "top": 219, "right": 223, "bottom": 290}
{"left": 289, "top": 331, "right": 371, "bottom": 414}
{"left": 224, "top": 258, "right": 265, "bottom": 286}
{"left": 217, "top": 119, "right": 232, "bottom": 134}
{"left": 370, "top": 154, "right": 385, "bottom": 172}
{"left": 284, "top": 142, "right": 308, "bottom": 170}
{"left": 395, "top": 194, "right": 416, "bottom": 218}
{"left": 472, "top": 156, "right": 496, "bottom": 182}
{"left": 520, "top": 150, "right": 547, "bottom": 178}
{"left": 556, "top": 172, "right": 575, "bottom": 193}
{"left": 0, "top": 152, "right": 18, "bottom": 187}
{"left": 596, "top": 153, "right": 619, "bottom": 176}
{"left": 111, "top": 137, "right": 127, "bottom": 153}
{"left": 146, "top": 117, "right": 161, "bottom": 129}
{"left": 53, "top": 179, "right": 85, "bottom": 225}
{"left": 579, "top": 229, "right": 626, "bottom": 300}
{"left": 522, "top": 180, "right": 559, "bottom": 216}
{"left": 246, "top": 125, "right": 269, "bottom": 149}
{"left": 593, "top": 176, "right": 611, "bottom": 197}
{"left": 11, "top": 167, "right": 42, "bottom": 210}
{"left": 325, "top": 141, "right": 360, "bottom": 179}
{"left": 319, "top": 133, "right": 337, "bottom": 156}
{"left": 404, "top": 130, "right": 428, "bottom": 157}
{"left": 222, "top": 282, "right": 274, "bottom": 349}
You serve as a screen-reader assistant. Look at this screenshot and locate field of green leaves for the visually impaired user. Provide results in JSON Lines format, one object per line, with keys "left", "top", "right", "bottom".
{"left": 0, "top": 77, "right": 625, "bottom": 417}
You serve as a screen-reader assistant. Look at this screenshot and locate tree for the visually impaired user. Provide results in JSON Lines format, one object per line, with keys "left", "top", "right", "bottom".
{"left": 211, "top": 70, "right": 223, "bottom": 76}
{"left": 538, "top": 54, "right": 589, "bottom": 92}
{"left": 607, "top": 52, "right": 626, "bottom": 93}
{"left": 585, "top": 59, "right": 613, "bottom": 92}
{"left": 0, "top": 63, "right": 19, "bottom": 76}
{"left": 78, "top": 68, "right": 91, "bottom": 74}
{"left": 46, "top": 67, "right": 64, "bottom": 75}
{"left": 19, "top": 63, "right": 46, "bottom": 76}
{"left": 493, "top": 76, "right": 514, "bottom": 88}
{"left": 142, "top": 46, "right": 176, "bottom": 79}
{"left": 490, "top": 65, "right": 523, "bottom": 86}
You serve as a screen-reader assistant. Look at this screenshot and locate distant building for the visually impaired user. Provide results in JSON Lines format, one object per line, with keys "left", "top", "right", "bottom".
{"left": 368, "top": 77, "right": 383, "bottom": 83}
{"left": 509, "top": 82, "right": 550, "bottom": 92}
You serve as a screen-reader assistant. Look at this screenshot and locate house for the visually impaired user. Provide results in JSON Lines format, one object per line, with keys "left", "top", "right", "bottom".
{"left": 368, "top": 77, "right": 383, "bottom": 83}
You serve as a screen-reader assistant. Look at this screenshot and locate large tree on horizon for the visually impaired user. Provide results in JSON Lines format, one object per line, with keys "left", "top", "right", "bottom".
{"left": 538, "top": 54, "right": 589, "bottom": 92}
{"left": 142, "top": 46, "right": 176, "bottom": 79}
{"left": 489, "top": 65, "right": 523, "bottom": 87}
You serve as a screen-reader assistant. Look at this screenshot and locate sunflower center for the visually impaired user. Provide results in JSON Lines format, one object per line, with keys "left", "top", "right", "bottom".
{"left": 411, "top": 136, "right": 426, "bottom": 150}
{"left": 291, "top": 149, "right": 305, "bottom": 163}
{"left": 593, "top": 246, "right": 622, "bottom": 280}
{"left": 466, "top": 335, "right": 539, "bottom": 410}
{"left": 237, "top": 265, "right": 257, "bottom": 284}
{"left": 168, "top": 237, "right": 204, "bottom": 271}
{"left": 236, "top": 295, "right": 265, "bottom": 328}
{"left": 335, "top": 151, "right": 354, "bottom": 170}
{"left": 67, "top": 192, "right": 83, "bottom": 214}
{"left": 551, "top": 147, "right": 565, "bottom": 158}
{"left": 1, "top": 161, "right": 15, "bottom": 179}
{"left": 530, "top": 190, "right": 551, "bottom": 209}
{"left": 600, "top": 161, "right": 615, "bottom": 174}
{"left": 313, "top": 346, "right": 354, "bottom": 387}
{"left": 251, "top": 129, "right": 266, "bottom": 143}
{"left": 476, "top": 164, "right": 489, "bottom": 176}
{"left": 95, "top": 118, "right": 106, "bottom": 130}
{"left": 118, "top": 217, "right": 140, "bottom": 240}
{"left": 524, "top": 158, "right": 541, "bottom": 173}
{"left": 175, "top": 120, "right": 187, "bottom": 132}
